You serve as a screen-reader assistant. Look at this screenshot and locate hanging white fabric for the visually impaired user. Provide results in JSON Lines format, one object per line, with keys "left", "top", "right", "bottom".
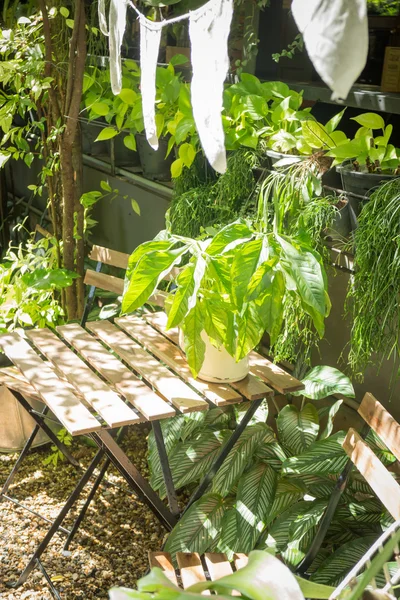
{"left": 292, "top": 0, "right": 368, "bottom": 101}
{"left": 98, "top": 0, "right": 109, "bottom": 37}
{"left": 108, "top": 0, "right": 129, "bottom": 95}
{"left": 189, "top": 0, "right": 233, "bottom": 174}
{"left": 139, "top": 16, "right": 163, "bottom": 150}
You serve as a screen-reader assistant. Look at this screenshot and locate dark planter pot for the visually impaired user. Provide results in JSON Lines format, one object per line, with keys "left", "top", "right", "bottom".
{"left": 337, "top": 163, "right": 397, "bottom": 229}
{"left": 108, "top": 135, "right": 141, "bottom": 168}
{"left": 265, "top": 149, "right": 341, "bottom": 188}
{"left": 325, "top": 197, "right": 352, "bottom": 241}
{"left": 81, "top": 116, "right": 108, "bottom": 157}
{"left": 136, "top": 134, "right": 173, "bottom": 182}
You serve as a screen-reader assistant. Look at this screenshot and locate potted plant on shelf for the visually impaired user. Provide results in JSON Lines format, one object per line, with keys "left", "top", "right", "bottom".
{"left": 122, "top": 219, "right": 329, "bottom": 381}
{"left": 328, "top": 111, "right": 400, "bottom": 227}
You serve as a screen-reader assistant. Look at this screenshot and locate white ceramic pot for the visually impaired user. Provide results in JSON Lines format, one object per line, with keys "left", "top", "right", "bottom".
{"left": 179, "top": 329, "right": 249, "bottom": 383}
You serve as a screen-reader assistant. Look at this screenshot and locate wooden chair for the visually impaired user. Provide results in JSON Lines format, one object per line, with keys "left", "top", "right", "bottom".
{"left": 148, "top": 551, "right": 250, "bottom": 587}
{"left": 298, "top": 392, "right": 400, "bottom": 575}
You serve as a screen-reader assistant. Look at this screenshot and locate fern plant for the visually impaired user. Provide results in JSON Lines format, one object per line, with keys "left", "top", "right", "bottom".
{"left": 147, "top": 368, "right": 396, "bottom": 586}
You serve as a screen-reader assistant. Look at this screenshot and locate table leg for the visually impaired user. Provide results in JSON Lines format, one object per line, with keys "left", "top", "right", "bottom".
{"left": 1, "top": 404, "right": 49, "bottom": 498}
{"left": 11, "top": 449, "right": 103, "bottom": 587}
{"left": 182, "top": 397, "right": 264, "bottom": 515}
{"left": 151, "top": 421, "right": 180, "bottom": 517}
{"left": 90, "top": 429, "right": 177, "bottom": 531}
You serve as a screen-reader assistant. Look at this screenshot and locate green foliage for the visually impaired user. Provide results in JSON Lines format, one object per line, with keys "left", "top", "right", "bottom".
{"left": 0, "top": 231, "right": 75, "bottom": 332}
{"left": 43, "top": 427, "right": 73, "bottom": 468}
{"left": 346, "top": 179, "right": 400, "bottom": 378}
{"left": 122, "top": 220, "right": 329, "bottom": 377}
{"left": 154, "top": 377, "right": 389, "bottom": 585}
{"left": 110, "top": 550, "right": 335, "bottom": 600}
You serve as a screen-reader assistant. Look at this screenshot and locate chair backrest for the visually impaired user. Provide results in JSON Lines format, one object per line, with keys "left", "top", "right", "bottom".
{"left": 343, "top": 393, "right": 400, "bottom": 520}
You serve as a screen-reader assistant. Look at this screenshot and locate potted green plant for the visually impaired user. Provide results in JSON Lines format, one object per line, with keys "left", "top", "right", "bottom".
{"left": 328, "top": 112, "right": 400, "bottom": 227}
{"left": 122, "top": 219, "right": 329, "bottom": 381}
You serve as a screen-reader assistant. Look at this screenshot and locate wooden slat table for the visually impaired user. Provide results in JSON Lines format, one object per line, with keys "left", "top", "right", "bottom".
{"left": 0, "top": 312, "right": 303, "bottom": 592}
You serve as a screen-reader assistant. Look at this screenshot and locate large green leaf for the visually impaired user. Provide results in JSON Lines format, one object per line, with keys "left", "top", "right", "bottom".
{"left": 180, "top": 303, "right": 205, "bottom": 377}
{"left": 288, "top": 499, "right": 327, "bottom": 553}
{"left": 126, "top": 239, "right": 172, "bottom": 277}
{"left": 255, "top": 439, "right": 288, "bottom": 472}
{"left": 266, "top": 477, "right": 306, "bottom": 525}
{"left": 235, "top": 302, "right": 265, "bottom": 361}
{"left": 207, "top": 221, "right": 253, "bottom": 256}
{"left": 325, "top": 108, "right": 346, "bottom": 133}
{"left": 257, "top": 271, "right": 285, "bottom": 346}
{"left": 319, "top": 400, "right": 343, "bottom": 440}
{"left": 164, "top": 493, "right": 230, "bottom": 556}
{"left": 212, "top": 423, "right": 275, "bottom": 497}
{"left": 267, "top": 501, "right": 312, "bottom": 551}
{"left": 189, "top": 550, "right": 305, "bottom": 600}
{"left": 277, "top": 403, "right": 319, "bottom": 456}
{"left": 158, "top": 430, "right": 226, "bottom": 498}
{"left": 311, "top": 536, "right": 377, "bottom": 586}
{"left": 351, "top": 112, "right": 385, "bottom": 130}
{"left": 122, "top": 247, "right": 185, "bottom": 313}
{"left": 292, "top": 366, "right": 355, "bottom": 400}
{"left": 302, "top": 120, "right": 335, "bottom": 149}
{"left": 216, "top": 507, "right": 240, "bottom": 559}
{"left": 231, "top": 238, "right": 262, "bottom": 310}
{"left": 282, "top": 431, "right": 347, "bottom": 476}
{"left": 236, "top": 463, "right": 277, "bottom": 552}
{"left": 167, "top": 256, "right": 207, "bottom": 329}
{"left": 277, "top": 236, "right": 327, "bottom": 321}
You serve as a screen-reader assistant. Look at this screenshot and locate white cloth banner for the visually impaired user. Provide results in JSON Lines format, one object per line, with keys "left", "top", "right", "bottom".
{"left": 292, "top": 0, "right": 368, "bottom": 100}
{"left": 108, "top": 0, "right": 129, "bottom": 95}
{"left": 189, "top": 0, "right": 233, "bottom": 174}
{"left": 139, "top": 16, "right": 163, "bottom": 150}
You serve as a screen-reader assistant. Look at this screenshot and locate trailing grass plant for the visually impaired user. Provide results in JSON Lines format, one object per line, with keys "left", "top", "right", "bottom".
{"left": 347, "top": 178, "right": 400, "bottom": 379}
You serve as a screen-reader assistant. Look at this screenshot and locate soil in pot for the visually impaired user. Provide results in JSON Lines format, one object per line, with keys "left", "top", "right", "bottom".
{"left": 178, "top": 329, "right": 249, "bottom": 383}
{"left": 136, "top": 134, "right": 174, "bottom": 182}
{"left": 265, "top": 149, "right": 341, "bottom": 187}
{"left": 337, "top": 163, "right": 398, "bottom": 229}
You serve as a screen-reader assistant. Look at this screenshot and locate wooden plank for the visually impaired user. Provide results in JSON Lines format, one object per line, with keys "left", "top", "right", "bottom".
{"left": 204, "top": 553, "right": 234, "bottom": 580}
{"left": 145, "top": 312, "right": 179, "bottom": 344}
{"left": 86, "top": 321, "right": 208, "bottom": 414}
{"left": 89, "top": 245, "right": 129, "bottom": 269}
{"left": 343, "top": 428, "right": 400, "bottom": 520}
{"left": 229, "top": 374, "right": 273, "bottom": 401}
{"left": 249, "top": 351, "right": 304, "bottom": 394}
{"left": 176, "top": 553, "right": 207, "bottom": 588}
{"left": 358, "top": 393, "right": 400, "bottom": 462}
{"left": 0, "top": 333, "right": 102, "bottom": 436}
{"left": 27, "top": 328, "right": 141, "bottom": 428}
{"left": 148, "top": 552, "right": 178, "bottom": 586}
{"left": 116, "top": 316, "right": 243, "bottom": 406}
{"left": 145, "top": 312, "right": 299, "bottom": 395}
{"left": 233, "top": 554, "right": 248, "bottom": 570}
{"left": 58, "top": 324, "right": 175, "bottom": 421}
{"left": 0, "top": 367, "right": 41, "bottom": 402}
{"left": 84, "top": 270, "right": 124, "bottom": 295}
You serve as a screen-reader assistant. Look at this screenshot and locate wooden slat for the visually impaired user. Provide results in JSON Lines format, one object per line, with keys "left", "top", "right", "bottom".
{"left": 58, "top": 324, "right": 175, "bottom": 421}
{"left": 27, "top": 328, "right": 140, "bottom": 428}
{"left": 343, "top": 428, "right": 400, "bottom": 520}
{"left": 145, "top": 312, "right": 179, "bottom": 344}
{"left": 249, "top": 351, "right": 304, "bottom": 394}
{"left": 148, "top": 552, "right": 178, "bottom": 586}
{"left": 145, "top": 312, "right": 300, "bottom": 395}
{"left": 86, "top": 321, "right": 208, "bottom": 414}
{"left": 229, "top": 374, "right": 273, "bottom": 401}
{"left": 0, "top": 334, "right": 101, "bottom": 436}
{"left": 116, "top": 316, "right": 243, "bottom": 406}
{"left": 89, "top": 245, "right": 129, "bottom": 269}
{"left": 0, "top": 367, "right": 41, "bottom": 402}
{"left": 358, "top": 393, "right": 400, "bottom": 462}
{"left": 176, "top": 553, "right": 207, "bottom": 588}
{"left": 204, "top": 553, "right": 234, "bottom": 580}
{"left": 84, "top": 270, "right": 124, "bottom": 295}
{"left": 233, "top": 554, "right": 248, "bottom": 570}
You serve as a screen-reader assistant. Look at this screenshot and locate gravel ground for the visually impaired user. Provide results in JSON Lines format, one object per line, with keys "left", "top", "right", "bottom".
{"left": 0, "top": 425, "right": 166, "bottom": 599}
